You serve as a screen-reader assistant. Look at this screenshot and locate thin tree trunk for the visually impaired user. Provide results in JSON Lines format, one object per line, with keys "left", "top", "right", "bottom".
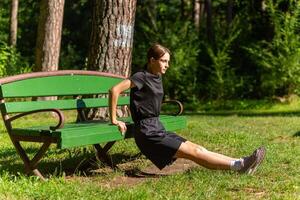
{"left": 34, "top": 0, "right": 65, "bottom": 101}
{"left": 226, "top": 0, "right": 233, "bottom": 26}
{"left": 35, "top": 0, "right": 65, "bottom": 72}
{"left": 205, "top": 0, "right": 214, "bottom": 44}
{"left": 261, "top": 0, "right": 267, "bottom": 11}
{"left": 193, "top": 0, "right": 201, "bottom": 31}
{"left": 193, "top": 0, "right": 205, "bottom": 32}
{"left": 9, "top": 0, "right": 18, "bottom": 47}
{"left": 181, "top": 0, "right": 186, "bottom": 19}
{"left": 87, "top": 0, "right": 137, "bottom": 120}
{"left": 193, "top": 0, "right": 200, "bottom": 30}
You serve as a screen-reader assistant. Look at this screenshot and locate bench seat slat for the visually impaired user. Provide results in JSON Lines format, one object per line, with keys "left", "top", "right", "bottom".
{"left": 57, "top": 116, "right": 186, "bottom": 148}
{"left": 3, "top": 97, "right": 129, "bottom": 114}
{"left": 10, "top": 115, "right": 187, "bottom": 149}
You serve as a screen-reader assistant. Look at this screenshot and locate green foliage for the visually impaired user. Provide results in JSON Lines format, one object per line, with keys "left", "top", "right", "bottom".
{"left": 133, "top": 1, "right": 200, "bottom": 102}
{"left": 161, "top": 21, "right": 200, "bottom": 102}
{"left": 244, "top": 0, "right": 300, "bottom": 96}
{"left": 59, "top": 0, "right": 91, "bottom": 69}
{"left": 0, "top": 42, "right": 31, "bottom": 77}
{"left": 14, "top": 0, "right": 39, "bottom": 64}
{"left": 201, "top": 17, "right": 242, "bottom": 99}
{"left": 0, "top": 6, "right": 9, "bottom": 42}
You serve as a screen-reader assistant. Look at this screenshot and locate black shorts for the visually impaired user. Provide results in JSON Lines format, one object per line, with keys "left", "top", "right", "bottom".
{"left": 133, "top": 117, "right": 187, "bottom": 170}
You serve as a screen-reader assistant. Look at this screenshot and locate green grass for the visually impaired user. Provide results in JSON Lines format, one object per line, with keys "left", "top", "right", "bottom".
{"left": 0, "top": 106, "right": 299, "bottom": 200}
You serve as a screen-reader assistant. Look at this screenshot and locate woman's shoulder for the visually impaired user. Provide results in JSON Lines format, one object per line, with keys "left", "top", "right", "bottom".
{"left": 131, "top": 69, "right": 160, "bottom": 80}
{"left": 130, "top": 70, "right": 146, "bottom": 78}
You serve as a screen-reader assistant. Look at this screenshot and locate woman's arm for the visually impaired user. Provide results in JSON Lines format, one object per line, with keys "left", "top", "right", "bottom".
{"left": 109, "top": 79, "right": 134, "bottom": 134}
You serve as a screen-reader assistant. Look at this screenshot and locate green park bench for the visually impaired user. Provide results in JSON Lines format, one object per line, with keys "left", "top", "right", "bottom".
{"left": 0, "top": 70, "right": 187, "bottom": 180}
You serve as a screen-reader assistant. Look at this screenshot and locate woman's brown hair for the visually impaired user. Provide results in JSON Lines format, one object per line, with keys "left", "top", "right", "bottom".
{"left": 147, "top": 43, "right": 171, "bottom": 62}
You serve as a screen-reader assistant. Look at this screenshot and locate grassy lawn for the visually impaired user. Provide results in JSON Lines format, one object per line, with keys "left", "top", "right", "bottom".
{"left": 0, "top": 106, "right": 299, "bottom": 199}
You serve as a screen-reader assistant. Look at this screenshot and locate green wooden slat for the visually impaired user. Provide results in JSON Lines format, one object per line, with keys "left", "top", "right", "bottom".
{"left": 10, "top": 115, "right": 187, "bottom": 149}
{"left": 57, "top": 116, "right": 186, "bottom": 148}
{"left": 58, "top": 118, "right": 186, "bottom": 149}
{"left": 11, "top": 115, "right": 186, "bottom": 138}
{"left": 0, "top": 75, "right": 124, "bottom": 98}
{"left": 3, "top": 96, "right": 130, "bottom": 113}
{"left": 59, "top": 130, "right": 123, "bottom": 149}
{"left": 54, "top": 116, "right": 184, "bottom": 135}
{"left": 53, "top": 123, "right": 123, "bottom": 148}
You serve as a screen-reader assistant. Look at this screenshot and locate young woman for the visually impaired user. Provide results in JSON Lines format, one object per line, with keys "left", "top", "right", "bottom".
{"left": 109, "top": 43, "right": 266, "bottom": 174}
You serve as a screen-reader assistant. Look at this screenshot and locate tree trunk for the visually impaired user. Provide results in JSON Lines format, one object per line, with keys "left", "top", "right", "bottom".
{"left": 35, "top": 0, "right": 65, "bottom": 72}
{"left": 87, "top": 0, "right": 137, "bottom": 120}
{"left": 181, "top": 0, "right": 187, "bottom": 19}
{"left": 9, "top": 0, "right": 18, "bottom": 47}
{"left": 226, "top": 0, "right": 233, "bottom": 26}
{"left": 34, "top": 0, "right": 64, "bottom": 101}
{"left": 88, "top": 0, "right": 136, "bottom": 76}
{"left": 205, "top": 0, "right": 214, "bottom": 44}
{"left": 193, "top": 0, "right": 200, "bottom": 30}
{"left": 193, "top": 0, "right": 205, "bottom": 31}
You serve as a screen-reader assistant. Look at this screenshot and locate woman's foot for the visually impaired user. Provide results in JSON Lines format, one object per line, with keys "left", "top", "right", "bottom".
{"left": 238, "top": 146, "right": 266, "bottom": 174}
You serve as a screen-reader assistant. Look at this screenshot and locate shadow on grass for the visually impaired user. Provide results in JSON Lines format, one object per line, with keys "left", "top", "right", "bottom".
{"left": 293, "top": 131, "right": 300, "bottom": 137}
{"left": 0, "top": 146, "right": 144, "bottom": 178}
{"left": 183, "top": 110, "right": 300, "bottom": 117}
{"left": 124, "top": 168, "right": 164, "bottom": 178}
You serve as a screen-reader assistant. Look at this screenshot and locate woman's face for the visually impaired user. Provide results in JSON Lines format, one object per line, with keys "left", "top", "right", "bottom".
{"left": 150, "top": 52, "right": 170, "bottom": 75}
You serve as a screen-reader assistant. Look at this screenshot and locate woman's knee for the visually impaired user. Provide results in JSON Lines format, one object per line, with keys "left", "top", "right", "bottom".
{"left": 175, "top": 142, "right": 200, "bottom": 159}
{"left": 185, "top": 141, "right": 208, "bottom": 152}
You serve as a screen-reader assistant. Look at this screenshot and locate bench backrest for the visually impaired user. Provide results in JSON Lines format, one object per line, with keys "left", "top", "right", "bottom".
{"left": 0, "top": 70, "right": 129, "bottom": 114}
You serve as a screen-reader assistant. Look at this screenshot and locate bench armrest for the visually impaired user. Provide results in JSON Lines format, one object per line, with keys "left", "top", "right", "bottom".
{"left": 8, "top": 109, "right": 65, "bottom": 131}
{"left": 162, "top": 100, "right": 183, "bottom": 116}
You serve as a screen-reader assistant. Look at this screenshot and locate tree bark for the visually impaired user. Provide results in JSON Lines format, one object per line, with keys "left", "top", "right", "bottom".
{"left": 87, "top": 0, "right": 137, "bottom": 120}
{"left": 193, "top": 0, "right": 205, "bottom": 31}
{"left": 34, "top": 0, "right": 65, "bottom": 72}
{"left": 9, "top": 0, "right": 18, "bottom": 47}
{"left": 34, "top": 0, "right": 64, "bottom": 101}
{"left": 88, "top": 0, "right": 136, "bottom": 77}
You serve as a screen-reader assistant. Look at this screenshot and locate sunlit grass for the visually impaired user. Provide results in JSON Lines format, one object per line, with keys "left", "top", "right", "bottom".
{"left": 0, "top": 103, "right": 299, "bottom": 199}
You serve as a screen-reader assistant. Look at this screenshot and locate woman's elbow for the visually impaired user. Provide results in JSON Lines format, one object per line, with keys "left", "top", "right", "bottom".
{"left": 109, "top": 86, "right": 119, "bottom": 95}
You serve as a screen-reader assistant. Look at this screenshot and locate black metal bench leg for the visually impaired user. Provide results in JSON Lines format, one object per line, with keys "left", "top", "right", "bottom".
{"left": 93, "top": 141, "right": 116, "bottom": 168}
{"left": 31, "top": 142, "right": 51, "bottom": 169}
{"left": 12, "top": 140, "right": 50, "bottom": 181}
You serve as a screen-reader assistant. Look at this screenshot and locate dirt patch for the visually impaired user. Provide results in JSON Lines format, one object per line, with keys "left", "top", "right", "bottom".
{"left": 67, "top": 158, "right": 199, "bottom": 188}
{"left": 98, "top": 158, "right": 198, "bottom": 188}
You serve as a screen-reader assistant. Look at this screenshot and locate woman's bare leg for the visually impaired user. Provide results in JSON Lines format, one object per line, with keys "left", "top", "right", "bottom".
{"left": 174, "top": 141, "right": 234, "bottom": 170}
{"left": 185, "top": 141, "right": 238, "bottom": 161}
{"left": 175, "top": 141, "right": 267, "bottom": 174}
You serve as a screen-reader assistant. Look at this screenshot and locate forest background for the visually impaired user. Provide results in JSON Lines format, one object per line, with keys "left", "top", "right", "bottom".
{"left": 0, "top": 0, "right": 299, "bottom": 105}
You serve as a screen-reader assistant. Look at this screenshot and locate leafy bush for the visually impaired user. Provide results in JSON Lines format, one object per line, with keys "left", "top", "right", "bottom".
{"left": 0, "top": 42, "right": 31, "bottom": 77}
{"left": 199, "top": 17, "right": 242, "bottom": 100}
{"left": 244, "top": 0, "right": 300, "bottom": 96}
{"left": 0, "top": 6, "right": 9, "bottom": 43}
